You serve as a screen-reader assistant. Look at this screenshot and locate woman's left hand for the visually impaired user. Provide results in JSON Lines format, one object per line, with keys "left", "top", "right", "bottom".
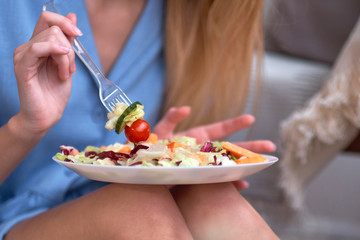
{"left": 153, "top": 106, "right": 276, "bottom": 191}
{"left": 153, "top": 106, "right": 276, "bottom": 154}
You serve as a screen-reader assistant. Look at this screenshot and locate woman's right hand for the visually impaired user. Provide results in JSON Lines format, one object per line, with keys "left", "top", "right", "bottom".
{"left": 12, "top": 11, "right": 82, "bottom": 137}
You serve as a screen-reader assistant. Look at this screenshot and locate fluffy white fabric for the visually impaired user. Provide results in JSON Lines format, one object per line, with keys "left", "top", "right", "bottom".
{"left": 280, "top": 18, "right": 360, "bottom": 210}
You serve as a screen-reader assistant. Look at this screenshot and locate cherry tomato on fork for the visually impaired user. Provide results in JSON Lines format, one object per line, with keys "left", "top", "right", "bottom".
{"left": 125, "top": 119, "right": 151, "bottom": 143}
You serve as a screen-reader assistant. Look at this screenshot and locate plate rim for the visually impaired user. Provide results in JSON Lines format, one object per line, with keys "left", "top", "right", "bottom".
{"left": 52, "top": 154, "right": 279, "bottom": 184}
{"left": 52, "top": 154, "right": 278, "bottom": 170}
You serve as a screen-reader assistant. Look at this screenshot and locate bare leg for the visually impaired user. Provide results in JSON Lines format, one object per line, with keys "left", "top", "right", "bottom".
{"left": 6, "top": 184, "right": 193, "bottom": 240}
{"left": 172, "top": 183, "right": 279, "bottom": 240}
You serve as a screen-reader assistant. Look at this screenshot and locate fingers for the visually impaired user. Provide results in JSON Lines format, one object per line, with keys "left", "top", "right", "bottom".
{"left": 45, "top": 26, "right": 75, "bottom": 80}
{"left": 17, "top": 42, "right": 72, "bottom": 80}
{"left": 182, "top": 114, "right": 255, "bottom": 141}
{"left": 66, "top": 13, "right": 77, "bottom": 26}
{"left": 153, "top": 110, "right": 276, "bottom": 154}
{"left": 19, "top": 25, "right": 76, "bottom": 80}
{"left": 232, "top": 180, "right": 249, "bottom": 191}
{"left": 33, "top": 11, "right": 82, "bottom": 38}
{"left": 14, "top": 29, "right": 75, "bottom": 81}
{"left": 52, "top": 47, "right": 74, "bottom": 80}
{"left": 27, "top": 11, "right": 81, "bottom": 79}
{"left": 153, "top": 106, "right": 191, "bottom": 139}
{"left": 235, "top": 140, "right": 276, "bottom": 154}
{"left": 64, "top": 13, "right": 77, "bottom": 73}
{"left": 207, "top": 114, "right": 255, "bottom": 140}
{"left": 27, "top": 42, "right": 71, "bottom": 58}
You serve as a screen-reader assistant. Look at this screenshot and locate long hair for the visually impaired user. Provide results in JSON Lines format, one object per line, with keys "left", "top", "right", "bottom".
{"left": 164, "top": 0, "right": 264, "bottom": 131}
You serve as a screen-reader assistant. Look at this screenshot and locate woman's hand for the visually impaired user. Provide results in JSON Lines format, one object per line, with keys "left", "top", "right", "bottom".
{"left": 12, "top": 11, "right": 82, "bottom": 137}
{"left": 154, "top": 106, "right": 276, "bottom": 191}
{"left": 153, "top": 106, "right": 276, "bottom": 153}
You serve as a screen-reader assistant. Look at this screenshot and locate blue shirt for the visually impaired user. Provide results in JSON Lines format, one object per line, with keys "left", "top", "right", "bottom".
{"left": 0, "top": 0, "right": 165, "bottom": 237}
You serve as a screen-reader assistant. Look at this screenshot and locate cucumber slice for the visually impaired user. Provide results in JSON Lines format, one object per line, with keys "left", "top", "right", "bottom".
{"left": 115, "top": 101, "right": 143, "bottom": 134}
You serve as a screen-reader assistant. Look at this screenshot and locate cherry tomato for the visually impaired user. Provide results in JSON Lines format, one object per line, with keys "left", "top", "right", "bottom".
{"left": 125, "top": 119, "right": 151, "bottom": 143}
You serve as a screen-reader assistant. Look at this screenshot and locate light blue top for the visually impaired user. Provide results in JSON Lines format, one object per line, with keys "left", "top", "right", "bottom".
{"left": 0, "top": 0, "right": 165, "bottom": 238}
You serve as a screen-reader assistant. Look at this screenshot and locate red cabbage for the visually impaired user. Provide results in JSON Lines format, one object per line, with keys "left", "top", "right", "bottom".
{"left": 97, "top": 151, "right": 131, "bottom": 160}
{"left": 130, "top": 144, "right": 149, "bottom": 155}
{"left": 85, "top": 151, "right": 98, "bottom": 158}
{"left": 59, "top": 145, "right": 75, "bottom": 155}
{"left": 82, "top": 144, "right": 149, "bottom": 163}
{"left": 200, "top": 142, "right": 218, "bottom": 153}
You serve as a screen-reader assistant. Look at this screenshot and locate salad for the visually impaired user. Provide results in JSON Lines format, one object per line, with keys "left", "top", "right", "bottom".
{"left": 56, "top": 101, "right": 267, "bottom": 167}
{"left": 55, "top": 135, "right": 267, "bottom": 167}
{"left": 105, "top": 101, "right": 151, "bottom": 143}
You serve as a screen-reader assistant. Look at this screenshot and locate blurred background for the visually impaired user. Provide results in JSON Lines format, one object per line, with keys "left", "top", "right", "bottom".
{"left": 229, "top": 0, "right": 360, "bottom": 239}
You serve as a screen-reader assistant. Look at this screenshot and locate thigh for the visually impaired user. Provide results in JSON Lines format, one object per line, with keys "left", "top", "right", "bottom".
{"left": 6, "top": 184, "right": 193, "bottom": 240}
{"left": 172, "top": 183, "right": 279, "bottom": 240}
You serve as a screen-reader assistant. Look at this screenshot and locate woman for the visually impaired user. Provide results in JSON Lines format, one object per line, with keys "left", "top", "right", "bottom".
{"left": 0, "top": 0, "right": 277, "bottom": 239}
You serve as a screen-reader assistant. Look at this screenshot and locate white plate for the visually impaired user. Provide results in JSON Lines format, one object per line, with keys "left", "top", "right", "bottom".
{"left": 52, "top": 155, "right": 278, "bottom": 184}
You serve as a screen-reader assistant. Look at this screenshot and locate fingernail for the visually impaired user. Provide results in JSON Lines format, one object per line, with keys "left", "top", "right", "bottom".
{"left": 73, "top": 26, "right": 83, "bottom": 36}
{"left": 270, "top": 142, "right": 277, "bottom": 152}
{"left": 59, "top": 46, "right": 71, "bottom": 53}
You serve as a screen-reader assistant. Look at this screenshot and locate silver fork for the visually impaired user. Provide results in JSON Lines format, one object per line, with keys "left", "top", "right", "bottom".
{"left": 43, "top": 2, "right": 132, "bottom": 112}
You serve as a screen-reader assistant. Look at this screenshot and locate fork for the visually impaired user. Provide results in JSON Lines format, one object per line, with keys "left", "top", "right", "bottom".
{"left": 43, "top": 2, "right": 132, "bottom": 112}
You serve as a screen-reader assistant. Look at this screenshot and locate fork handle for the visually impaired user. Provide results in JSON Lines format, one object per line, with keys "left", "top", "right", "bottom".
{"left": 42, "top": 2, "right": 106, "bottom": 86}
{"left": 72, "top": 39, "right": 107, "bottom": 85}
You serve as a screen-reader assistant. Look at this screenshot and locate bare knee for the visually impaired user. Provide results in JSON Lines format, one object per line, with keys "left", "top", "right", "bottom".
{"left": 87, "top": 184, "right": 194, "bottom": 240}
{"left": 172, "top": 183, "right": 278, "bottom": 240}
{"left": 6, "top": 184, "right": 193, "bottom": 240}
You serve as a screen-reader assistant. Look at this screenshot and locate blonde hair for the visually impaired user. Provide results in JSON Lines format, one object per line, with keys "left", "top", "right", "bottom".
{"left": 164, "top": 0, "right": 264, "bottom": 131}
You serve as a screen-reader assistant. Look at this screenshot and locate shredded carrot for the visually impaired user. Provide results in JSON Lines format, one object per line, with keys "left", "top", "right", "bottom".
{"left": 235, "top": 156, "right": 266, "bottom": 164}
{"left": 117, "top": 145, "right": 131, "bottom": 154}
{"left": 222, "top": 142, "right": 259, "bottom": 158}
{"left": 196, "top": 153, "right": 207, "bottom": 166}
{"left": 222, "top": 141, "right": 266, "bottom": 163}
{"left": 167, "top": 142, "right": 183, "bottom": 149}
{"left": 167, "top": 142, "right": 186, "bottom": 153}
{"left": 146, "top": 133, "right": 158, "bottom": 144}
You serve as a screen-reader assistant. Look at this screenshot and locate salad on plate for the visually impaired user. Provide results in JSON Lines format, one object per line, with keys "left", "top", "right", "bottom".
{"left": 55, "top": 101, "right": 267, "bottom": 167}
{"left": 55, "top": 135, "right": 267, "bottom": 167}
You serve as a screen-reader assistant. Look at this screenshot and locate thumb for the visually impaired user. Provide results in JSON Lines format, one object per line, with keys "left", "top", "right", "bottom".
{"left": 153, "top": 106, "right": 191, "bottom": 139}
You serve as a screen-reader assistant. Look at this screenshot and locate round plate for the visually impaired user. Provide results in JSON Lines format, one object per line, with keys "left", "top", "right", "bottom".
{"left": 52, "top": 155, "right": 278, "bottom": 184}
